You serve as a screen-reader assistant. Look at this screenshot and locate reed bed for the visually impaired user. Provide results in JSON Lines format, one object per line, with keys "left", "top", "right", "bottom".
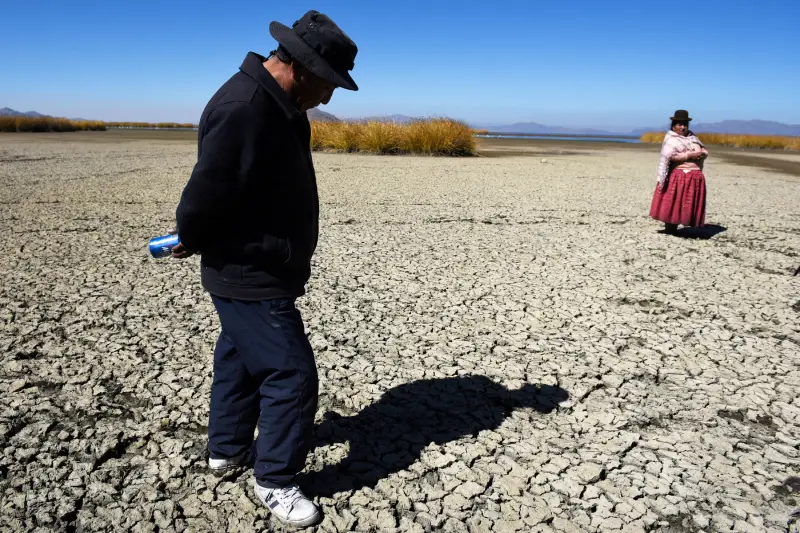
{"left": 311, "top": 119, "right": 477, "bottom": 156}
{"left": 0, "top": 116, "right": 106, "bottom": 132}
{"left": 640, "top": 131, "right": 800, "bottom": 150}
{"left": 0, "top": 117, "right": 202, "bottom": 133}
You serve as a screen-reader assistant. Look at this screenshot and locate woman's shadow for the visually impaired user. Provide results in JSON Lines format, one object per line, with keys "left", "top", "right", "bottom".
{"left": 672, "top": 224, "right": 727, "bottom": 239}
{"left": 300, "top": 375, "right": 569, "bottom": 497}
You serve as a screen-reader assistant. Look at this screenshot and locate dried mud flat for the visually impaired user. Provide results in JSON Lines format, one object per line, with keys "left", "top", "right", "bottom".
{"left": 1, "top": 132, "right": 799, "bottom": 533}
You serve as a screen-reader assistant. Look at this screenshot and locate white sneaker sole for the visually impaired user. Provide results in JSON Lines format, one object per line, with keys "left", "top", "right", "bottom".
{"left": 207, "top": 450, "right": 253, "bottom": 474}
{"left": 253, "top": 482, "right": 321, "bottom": 528}
{"left": 208, "top": 463, "right": 245, "bottom": 474}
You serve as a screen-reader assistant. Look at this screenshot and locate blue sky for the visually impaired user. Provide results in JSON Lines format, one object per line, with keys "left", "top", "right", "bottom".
{"left": 1, "top": 0, "right": 798, "bottom": 131}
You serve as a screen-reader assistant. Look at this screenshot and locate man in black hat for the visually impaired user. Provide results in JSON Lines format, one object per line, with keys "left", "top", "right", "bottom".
{"left": 171, "top": 10, "right": 358, "bottom": 528}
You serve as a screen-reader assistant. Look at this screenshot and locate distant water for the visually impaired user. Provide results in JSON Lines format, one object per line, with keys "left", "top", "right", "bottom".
{"left": 476, "top": 133, "right": 640, "bottom": 144}
{"left": 107, "top": 127, "right": 199, "bottom": 131}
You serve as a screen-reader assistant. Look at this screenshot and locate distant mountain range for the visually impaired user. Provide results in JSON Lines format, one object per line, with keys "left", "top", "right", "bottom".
{"left": 484, "top": 119, "right": 800, "bottom": 137}
{"left": 4, "top": 106, "right": 799, "bottom": 136}
{"left": 680, "top": 120, "right": 800, "bottom": 136}
{"left": 0, "top": 107, "right": 46, "bottom": 118}
{"left": 341, "top": 115, "right": 800, "bottom": 136}
{"left": 487, "top": 122, "right": 626, "bottom": 136}
{"left": 349, "top": 114, "right": 419, "bottom": 124}
{"left": 307, "top": 108, "right": 338, "bottom": 122}
{"left": 2, "top": 106, "right": 338, "bottom": 125}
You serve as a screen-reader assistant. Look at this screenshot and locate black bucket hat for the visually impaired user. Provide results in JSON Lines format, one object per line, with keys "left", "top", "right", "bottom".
{"left": 269, "top": 10, "right": 359, "bottom": 91}
{"left": 670, "top": 109, "right": 692, "bottom": 122}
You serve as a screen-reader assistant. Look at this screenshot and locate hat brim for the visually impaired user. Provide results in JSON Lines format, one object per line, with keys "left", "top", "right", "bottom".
{"left": 670, "top": 116, "right": 692, "bottom": 121}
{"left": 269, "top": 21, "right": 358, "bottom": 91}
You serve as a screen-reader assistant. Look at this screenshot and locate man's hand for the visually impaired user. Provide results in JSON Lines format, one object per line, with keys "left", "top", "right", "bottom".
{"left": 167, "top": 227, "right": 196, "bottom": 259}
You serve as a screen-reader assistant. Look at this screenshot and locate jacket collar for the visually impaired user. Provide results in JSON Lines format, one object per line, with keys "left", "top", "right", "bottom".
{"left": 239, "top": 52, "right": 303, "bottom": 120}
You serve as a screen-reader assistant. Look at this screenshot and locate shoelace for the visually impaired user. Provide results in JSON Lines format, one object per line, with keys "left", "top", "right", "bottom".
{"left": 274, "top": 485, "right": 305, "bottom": 511}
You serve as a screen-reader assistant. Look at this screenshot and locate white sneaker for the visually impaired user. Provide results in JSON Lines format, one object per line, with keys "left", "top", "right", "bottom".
{"left": 207, "top": 449, "right": 252, "bottom": 474}
{"left": 253, "top": 481, "right": 321, "bottom": 528}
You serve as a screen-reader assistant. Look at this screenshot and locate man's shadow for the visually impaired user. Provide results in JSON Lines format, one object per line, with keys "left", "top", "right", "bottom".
{"left": 300, "top": 375, "right": 569, "bottom": 497}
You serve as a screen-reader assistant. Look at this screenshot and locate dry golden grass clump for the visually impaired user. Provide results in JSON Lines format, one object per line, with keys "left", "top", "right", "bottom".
{"left": 155, "top": 122, "right": 196, "bottom": 129}
{"left": 641, "top": 131, "right": 800, "bottom": 150}
{"left": 311, "top": 118, "right": 477, "bottom": 156}
{"left": 0, "top": 116, "right": 106, "bottom": 132}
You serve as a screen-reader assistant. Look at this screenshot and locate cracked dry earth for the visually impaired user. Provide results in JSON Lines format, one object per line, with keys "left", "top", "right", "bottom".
{"left": 1, "top": 133, "right": 799, "bottom": 533}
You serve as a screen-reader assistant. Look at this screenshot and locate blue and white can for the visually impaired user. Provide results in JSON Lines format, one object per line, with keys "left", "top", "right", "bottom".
{"left": 148, "top": 233, "right": 181, "bottom": 258}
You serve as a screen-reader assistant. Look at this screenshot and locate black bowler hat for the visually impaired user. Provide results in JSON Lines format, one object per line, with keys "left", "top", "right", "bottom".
{"left": 269, "top": 10, "right": 359, "bottom": 91}
{"left": 670, "top": 109, "right": 692, "bottom": 122}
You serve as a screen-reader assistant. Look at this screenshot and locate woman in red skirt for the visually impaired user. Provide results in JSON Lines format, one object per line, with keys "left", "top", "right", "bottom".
{"left": 650, "top": 109, "right": 708, "bottom": 234}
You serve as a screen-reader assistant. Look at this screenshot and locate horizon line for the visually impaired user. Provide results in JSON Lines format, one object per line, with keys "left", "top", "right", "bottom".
{"left": 2, "top": 106, "right": 799, "bottom": 133}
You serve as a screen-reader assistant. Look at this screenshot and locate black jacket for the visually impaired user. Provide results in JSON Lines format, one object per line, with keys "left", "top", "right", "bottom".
{"left": 175, "top": 52, "right": 319, "bottom": 300}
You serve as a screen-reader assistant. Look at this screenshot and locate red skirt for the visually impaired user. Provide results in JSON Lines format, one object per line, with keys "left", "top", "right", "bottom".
{"left": 650, "top": 168, "right": 706, "bottom": 227}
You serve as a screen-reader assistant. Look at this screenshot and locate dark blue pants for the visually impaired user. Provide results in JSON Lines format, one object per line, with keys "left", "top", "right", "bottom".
{"left": 208, "top": 296, "right": 318, "bottom": 487}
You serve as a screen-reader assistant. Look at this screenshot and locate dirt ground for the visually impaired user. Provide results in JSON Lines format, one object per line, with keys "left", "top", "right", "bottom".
{"left": 1, "top": 131, "right": 798, "bottom": 532}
